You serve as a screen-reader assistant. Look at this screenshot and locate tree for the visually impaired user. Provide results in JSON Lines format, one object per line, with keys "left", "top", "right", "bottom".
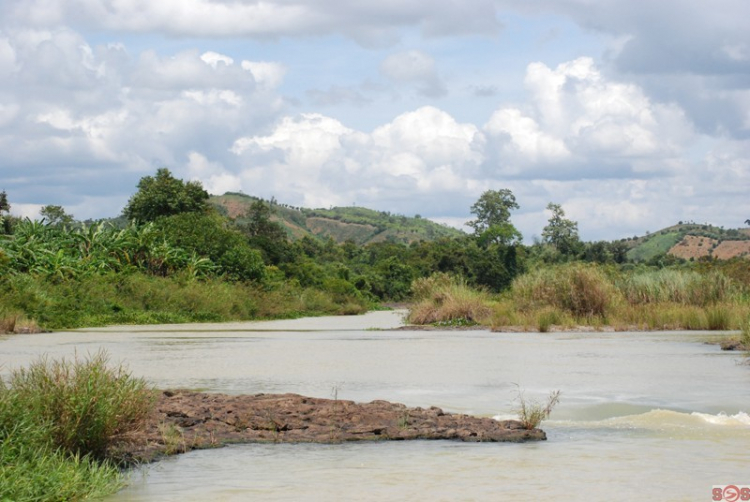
{"left": 0, "top": 190, "right": 9, "bottom": 213}
{"left": 40, "top": 205, "right": 74, "bottom": 227}
{"left": 0, "top": 190, "right": 10, "bottom": 234}
{"left": 467, "top": 189, "right": 522, "bottom": 246}
{"left": 541, "top": 203, "right": 581, "bottom": 257}
{"left": 241, "top": 200, "right": 290, "bottom": 265}
{"left": 123, "top": 168, "right": 209, "bottom": 222}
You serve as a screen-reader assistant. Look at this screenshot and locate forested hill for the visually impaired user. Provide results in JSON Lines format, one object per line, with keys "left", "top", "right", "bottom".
{"left": 210, "top": 192, "right": 465, "bottom": 245}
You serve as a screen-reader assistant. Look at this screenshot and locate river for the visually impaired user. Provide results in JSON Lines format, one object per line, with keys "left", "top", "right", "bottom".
{"left": 1, "top": 311, "right": 748, "bottom": 501}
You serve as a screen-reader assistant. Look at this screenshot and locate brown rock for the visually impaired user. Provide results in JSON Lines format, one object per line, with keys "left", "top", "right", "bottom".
{"left": 120, "top": 391, "right": 546, "bottom": 463}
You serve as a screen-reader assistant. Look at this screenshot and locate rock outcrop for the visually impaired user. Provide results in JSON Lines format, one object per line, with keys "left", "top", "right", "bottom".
{"left": 123, "top": 391, "right": 546, "bottom": 463}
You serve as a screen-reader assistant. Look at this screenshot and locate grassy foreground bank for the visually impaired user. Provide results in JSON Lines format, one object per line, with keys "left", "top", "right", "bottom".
{"left": 408, "top": 264, "right": 750, "bottom": 332}
{"left": 0, "top": 352, "right": 154, "bottom": 502}
{"left": 0, "top": 272, "right": 372, "bottom": 334}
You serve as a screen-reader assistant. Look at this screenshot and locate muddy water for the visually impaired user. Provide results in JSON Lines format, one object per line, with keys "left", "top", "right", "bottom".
{"left": 1, "top": 311, "right": 748, "bottom": 501}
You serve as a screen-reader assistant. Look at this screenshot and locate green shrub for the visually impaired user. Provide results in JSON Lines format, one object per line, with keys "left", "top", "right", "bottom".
{"left": 0, "top": 353, "right": 151, "bottom": 501}
{"left": 6, "top": 351, "right": 154, "bottom": 460}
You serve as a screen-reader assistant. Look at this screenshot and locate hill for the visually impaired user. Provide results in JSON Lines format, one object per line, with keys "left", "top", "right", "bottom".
{"left": 624, "top": 223, "right": 750, "bottom": 262}
{"left": 209, "top": 192, "right": 466, "bottom": 245}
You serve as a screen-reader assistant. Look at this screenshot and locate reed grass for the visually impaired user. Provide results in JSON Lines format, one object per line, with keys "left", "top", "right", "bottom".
{"left": 512, "top": 263, "right": 617, "bottom": 318}
{"left": 407, "top": 274, "right": 492, "bottom": 325}
{"left": 492, "top": 264, "right": 750, "bottom": 332}
{"left": 514, "top": 388, "right": 561, "bottom": 430}
{"left": 617, "top": 269, "right": 738, "bottom": 306}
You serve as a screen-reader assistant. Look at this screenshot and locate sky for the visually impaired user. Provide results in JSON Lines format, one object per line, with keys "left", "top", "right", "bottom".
{"left": 0, "top": 0, "right": 749, "bottom": 242}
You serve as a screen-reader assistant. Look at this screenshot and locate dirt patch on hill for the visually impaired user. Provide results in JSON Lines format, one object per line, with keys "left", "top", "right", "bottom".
{"left": 669, "top": 235, "right": 716, "bottom": 260}
{"left": 713, "top": 240, "right": 750, "bottom": 259}
{"left": 669, "top": 235, "right": 750, "bottom": 260}
{"left": 214, "top": 199, "right": 246, "bottom": 218}
{"left": 119, "top": 391, "right": 545, "bottom": 464}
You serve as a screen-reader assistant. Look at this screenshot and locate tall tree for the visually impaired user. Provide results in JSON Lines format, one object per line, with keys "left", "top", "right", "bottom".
{"left": 541, "top": 203, "right": 581, "bottom": 257}
{"left": 0, "top": 190, "right": 9, "bottom": 213}
{"left": 467, "top": 189, "right": 522, "bottom": 246}
{"left": 241, "top": 200, "right": 290, "bottom": 264}
{"left": 123, "top": 168, "right": 209, "bottom": 222}
{"left": 40, "top": 205, "right": 74, "bottom": 227}
{"left": 0, "top": 190, "right": 10, "bottom": 234}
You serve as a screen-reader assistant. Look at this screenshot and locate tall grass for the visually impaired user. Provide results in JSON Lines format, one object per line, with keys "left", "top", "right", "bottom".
{"left": 617, "top": 269, "right": 737, "bottom": 306}
{"left": 511, "top": 263, "right": 617, "bottom": 318}
{"left": 1, "top": 352, "right": 153, "bottom": 501}
{"left": 408, "top": 273, "right": 492, "bottom": 325}
{"left": 498, "top": 263, "right": 750, "bottom": 331}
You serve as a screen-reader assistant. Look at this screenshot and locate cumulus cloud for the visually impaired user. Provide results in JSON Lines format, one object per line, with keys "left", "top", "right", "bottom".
{"left": 0, "top": 1, "right": 746, "bottom": 242}
{"left": 483, "top": 57, "right": 694, "bottom": 179}
{"left": 499, "top": 0, "right": 750, "bottom": 139}
{"left": 230, "top": 107, "right": 483, "bottom": 212}
{"left": 0, "top": 28, "right": 287, "bottom": 217}
{"left": 380, "top": 50, "right": 447, "bottom": 98}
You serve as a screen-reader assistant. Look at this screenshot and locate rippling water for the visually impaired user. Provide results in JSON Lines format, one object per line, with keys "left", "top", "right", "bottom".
{"left": 1, "top": 311, "right": 747, "bottom": 501}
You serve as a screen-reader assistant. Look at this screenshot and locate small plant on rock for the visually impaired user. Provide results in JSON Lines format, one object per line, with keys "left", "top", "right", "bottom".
{"left": 513, "top": 387, "right": 561, "bottom": 430}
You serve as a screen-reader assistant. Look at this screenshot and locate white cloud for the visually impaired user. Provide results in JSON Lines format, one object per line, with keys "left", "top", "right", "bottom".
{"left": 483, "top": 58, "right": 695, "bottom": 179}
{"left": 230, "top": 107, "right": 485, "bottom": 212}
{"left": 200, "top": 51, "right": 234, "bottom": 68}
{"left": 240, "top": 61, "right": 286, "bottom": 89}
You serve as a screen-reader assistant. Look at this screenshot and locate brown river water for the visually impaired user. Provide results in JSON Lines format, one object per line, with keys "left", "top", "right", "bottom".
{"left": 1, "top": 310, "right": 748, "bottom": 501}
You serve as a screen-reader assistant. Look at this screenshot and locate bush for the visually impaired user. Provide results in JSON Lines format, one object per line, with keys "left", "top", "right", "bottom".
{"left": 0, "top": 353, "right": 152, "bottom": 501}
{"left": 5, "top": 351, "right": 154, "bottom": 460}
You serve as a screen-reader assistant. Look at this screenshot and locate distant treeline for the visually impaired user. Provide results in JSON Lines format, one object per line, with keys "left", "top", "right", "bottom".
{"left": 0, "top": 170, "right": 747, "bottom": 332}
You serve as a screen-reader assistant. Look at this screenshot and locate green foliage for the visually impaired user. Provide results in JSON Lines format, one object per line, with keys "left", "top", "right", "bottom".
{"left": 212, "top": 193, "right": 464, "bottom": 246}
{"left": 240, "top": 200, "right": 293, "bottom": 264}
{"left": 123, "top": 168, "right": 209, "bottom": 222}
{"left": 627, "top": 231, "right": 683, "bottom": 262}
{"left": 6, "top": 351, "right": 154, "bottom": 460}
{"left": 0, "top": 190, "right": 9, "bottom": 213}
{"left": 0, "top": 190, "right": 9, "bottom": 235}
{"left": 40, "top": 205, "right": 74, "bottom": 227}
{"left": 467, "top": 189, "right": 522, "bottom": 246}
{"left": 541, "top": 203, "right": 581, "bottom": 258}
{"left": 216, "top": 243, "right": 267, "bottom": 282}
{"left": 0, "top": 353, "right": 154, "bottom": 501}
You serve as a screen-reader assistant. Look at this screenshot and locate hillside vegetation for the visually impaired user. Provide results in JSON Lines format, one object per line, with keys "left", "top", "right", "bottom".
{"left": 211, "top": 192, "right": 464, "bottom": 245}
{"left": 625, "top": 223, "right": 750, "bottom": 262}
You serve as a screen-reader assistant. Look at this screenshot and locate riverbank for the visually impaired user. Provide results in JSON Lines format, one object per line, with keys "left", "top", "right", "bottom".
{"left": 119, "top": 391, "right": 546, "bottom": 464}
